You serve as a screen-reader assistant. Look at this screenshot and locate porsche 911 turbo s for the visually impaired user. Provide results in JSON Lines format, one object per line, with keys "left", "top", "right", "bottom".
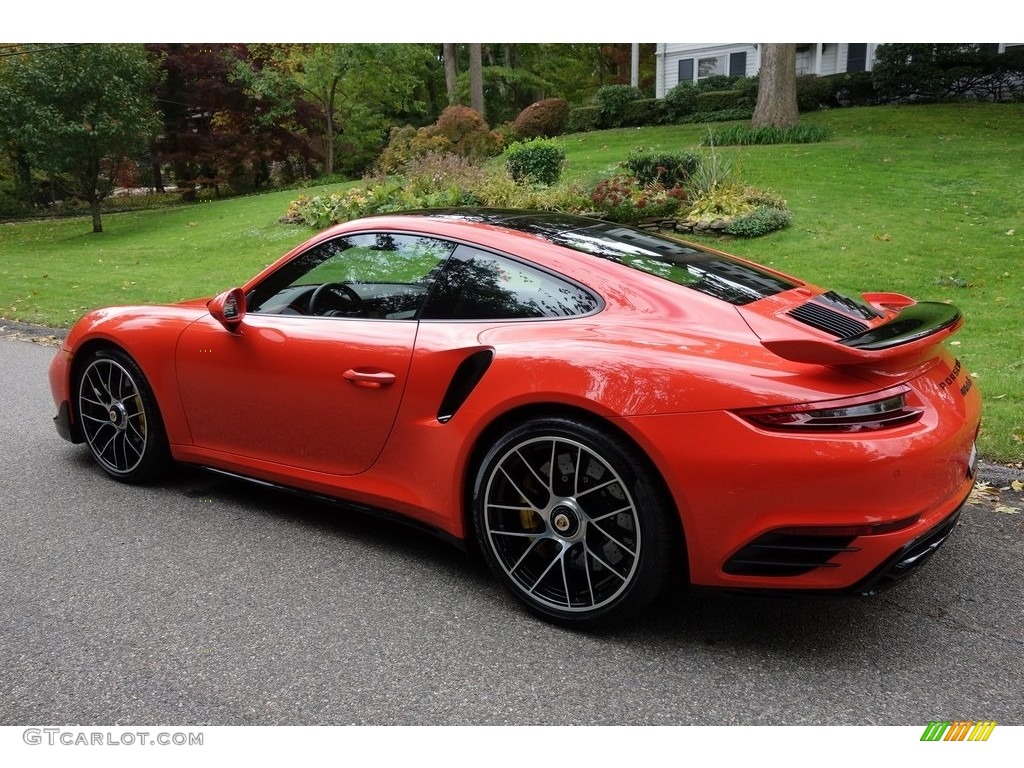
{"left": 49, "top": 209, "right": 981, "bottom": 626}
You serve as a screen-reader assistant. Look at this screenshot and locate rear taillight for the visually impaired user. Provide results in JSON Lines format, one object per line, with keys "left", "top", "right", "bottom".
{"left": 736, "top": 385, "right": 922, "bottom": 432}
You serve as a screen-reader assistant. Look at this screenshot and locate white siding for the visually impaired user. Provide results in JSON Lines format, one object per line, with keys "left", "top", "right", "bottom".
{"left": 657, "top": 43, "right": 757, "bottom": 96}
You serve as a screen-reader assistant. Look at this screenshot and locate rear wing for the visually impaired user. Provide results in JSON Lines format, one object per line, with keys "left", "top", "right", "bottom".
{"left": 756, "top": 300, "right": 963, "bottom": 366}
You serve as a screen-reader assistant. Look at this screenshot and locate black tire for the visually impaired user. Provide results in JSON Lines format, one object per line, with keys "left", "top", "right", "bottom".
{"left": 75, "top": 347, "right": 170, "bottom": 483}
{"left": 472, "top": 415, "right": 679, "bottom": 627}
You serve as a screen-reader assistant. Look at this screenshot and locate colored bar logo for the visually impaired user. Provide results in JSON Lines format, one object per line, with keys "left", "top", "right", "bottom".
{"left": 921, "top": 721, "right": 997, "bottom": 741}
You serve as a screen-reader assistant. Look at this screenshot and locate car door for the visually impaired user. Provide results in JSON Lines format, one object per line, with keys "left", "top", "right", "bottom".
{"left": 175, "top": 232, "right": 455, "bottom": 476}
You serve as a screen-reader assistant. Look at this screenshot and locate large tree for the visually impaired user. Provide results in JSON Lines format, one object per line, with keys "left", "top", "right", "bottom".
{"left": 146, "top": 44, "right": 319, "bottom": 193}
{"left": 235, "top": 44, "right": 436, "bottom": 177}
{"left": 0, "top": 44, "right": 160, "bottom": 232}
{"left": 752, "top": 43, "right": 799, "bottom": 128}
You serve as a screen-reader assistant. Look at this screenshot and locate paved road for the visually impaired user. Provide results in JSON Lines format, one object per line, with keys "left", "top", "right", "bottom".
{"left": 1, "top": 336, "right": 1022, "bottom": 726}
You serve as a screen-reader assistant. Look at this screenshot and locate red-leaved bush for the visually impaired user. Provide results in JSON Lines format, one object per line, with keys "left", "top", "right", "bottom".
{"left": 514, "top": 98, "right": 570, "bottom": 139}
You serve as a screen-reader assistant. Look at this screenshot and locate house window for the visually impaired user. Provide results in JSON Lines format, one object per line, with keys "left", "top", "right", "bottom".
{"left": 729, "top": 51, "right": 747, "bottom": 77}
{"left": 678, "top": 58, "right": 694, "bottom": 84}
{"left": 698, "top": 55, "right": 726, "bottom": 79}
{"left": 795, "top": 45, "right": 812, "bottom": 76}
{"left": 847, "top": 44, "right": 868, "bottom": 72}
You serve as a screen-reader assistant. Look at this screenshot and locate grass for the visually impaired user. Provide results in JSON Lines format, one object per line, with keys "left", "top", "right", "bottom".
{"left": 1, "top": 103, "right": 1021, "bottom": 461}
{"left": 0, "top": 184, "right": 344, "bottom": 324}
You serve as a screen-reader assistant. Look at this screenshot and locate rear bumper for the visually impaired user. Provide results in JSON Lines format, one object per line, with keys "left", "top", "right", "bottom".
{"left": 705, "top": 502, "right": 967, "bottom": 599}
{"left": 852, "top": 504, "right": 963, "bottom": 595}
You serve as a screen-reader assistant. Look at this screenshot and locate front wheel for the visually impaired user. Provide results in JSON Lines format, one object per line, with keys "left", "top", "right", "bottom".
{"left": 472, "top": 416, "right": 679, "bottom": 627}
{"left": 75, "top": 348, "right": 170, "bottom": 483}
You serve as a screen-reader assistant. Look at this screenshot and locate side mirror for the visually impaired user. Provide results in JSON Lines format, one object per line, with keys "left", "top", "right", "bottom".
{"left": 209, "top": 288, "right": 246, "bottom": 331}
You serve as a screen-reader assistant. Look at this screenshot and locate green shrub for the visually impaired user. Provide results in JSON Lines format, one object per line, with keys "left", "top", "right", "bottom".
{"left": 723, "top": 205, "right": 791, "bottom": 237}
{"left": 622, "top": 148, "right": 700, "bottom": 188}
{"left": 795, "top": 75, "right": 837, "bottom": 112}
{"left": 697, "top": 75, "right": 741, "bottom": 92}
{"left": 622, "top": 98, "right": 665, "bottom": 127}
{"left": 873, "top": 43, "right": 1024, "bottom": 103}
{"left": 376, "top": 125, "right": 421, "bottom": 174}
{"left": 695, "top": 89, "right": 745, "bottom": 113}
{"left": 505, "top": 139, "right": 566, "bottom": 186}
{"left": 824, "top": 71, "right": 880, "bottom": 107}
{"left": 594, "top": 84, "right": 644, "bottom": 128}
{"left": 514, "top": 98, "right": 570, "bottom": 139}
{"left": 733, "top": 76, "right": 760, "bottom": 106}
{"left": 663, "top": 81, "right": 700, "bottom": 122}
{"left": 703, "top": 124, "right": 830, "bottom": 146}
{"left": 565, "top": 106, "right": 602, "bottom": 133}
{"left": 0, "top": 196, "right": 31, "bottom": 219}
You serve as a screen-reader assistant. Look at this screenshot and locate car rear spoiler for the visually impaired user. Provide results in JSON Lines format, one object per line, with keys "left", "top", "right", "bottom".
{"left": 759, "top": 301, "right": 964, "bottom": 366}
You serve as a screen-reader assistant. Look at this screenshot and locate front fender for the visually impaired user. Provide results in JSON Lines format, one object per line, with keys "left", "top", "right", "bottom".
{"left": 57, "top": 305, "right": 209, "bottom": 448}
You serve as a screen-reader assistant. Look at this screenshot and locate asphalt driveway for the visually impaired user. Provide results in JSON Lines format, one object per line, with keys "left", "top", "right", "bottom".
{"left": 1, "top": 332, "right": 1021, "bottom": 726}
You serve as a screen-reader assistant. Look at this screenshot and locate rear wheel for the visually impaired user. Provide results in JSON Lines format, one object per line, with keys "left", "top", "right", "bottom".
{"left": 472, "top": 416, "right": 678, "bottom": 626}
{"left": 75, "top": 348, "right": 170, "bottom": 483}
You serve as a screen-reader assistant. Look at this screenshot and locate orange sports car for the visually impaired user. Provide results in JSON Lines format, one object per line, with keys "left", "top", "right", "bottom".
{"left": 49, "top": 210, "right": 981, "bottom": 625}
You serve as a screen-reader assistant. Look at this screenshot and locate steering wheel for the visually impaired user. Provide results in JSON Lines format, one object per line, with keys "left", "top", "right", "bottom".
{"left": 308, "top": 282, "right": 363, "bottom": 317}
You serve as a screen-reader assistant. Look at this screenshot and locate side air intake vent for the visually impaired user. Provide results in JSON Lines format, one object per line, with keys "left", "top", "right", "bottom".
{"left": 437, "top": 349, "right": 494, "bottom": 423}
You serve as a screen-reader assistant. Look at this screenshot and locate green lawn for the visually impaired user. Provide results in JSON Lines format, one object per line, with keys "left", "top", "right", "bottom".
{"left": 1, "top": 103, "right": 1021, "bottom": 461}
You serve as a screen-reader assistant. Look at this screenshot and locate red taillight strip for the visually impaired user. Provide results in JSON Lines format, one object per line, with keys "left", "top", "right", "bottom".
{"left": 735, "top": 385, "right": 923, "bottom": 432}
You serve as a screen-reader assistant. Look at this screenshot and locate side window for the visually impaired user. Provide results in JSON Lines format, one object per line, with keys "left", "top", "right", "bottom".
{"left": 420, "top": 245, "right": 600, "bottom": 320}
{"left": 247, "top": 233, "right": 454, "bottom": 319}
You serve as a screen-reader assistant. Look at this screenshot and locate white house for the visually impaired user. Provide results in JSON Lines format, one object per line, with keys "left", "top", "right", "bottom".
{"left": 655, "top": 44, "right": 879, "bottom": 97}
{"left": 656, "top": 43, "right": 1024, "bottom": 98}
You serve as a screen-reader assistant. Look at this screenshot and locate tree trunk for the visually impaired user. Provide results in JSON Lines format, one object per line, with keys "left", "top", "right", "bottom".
{"left": 89, "top": 197, "right": 103, "bottom": 233}
{"left": 323, "top": 76, "right": 340, "bottom": 177}
{"left": 752, "top": 43, "right": 799, "bottom": 128}
{"left": 443, "top": 43, "right": 458, "bottom": 105}
{"left": 324, "top": 108, "right": 334, "bottom": 176}
{"left": 150, "top": 151, "right": 164, "bottom": 193}
{"left": 15, "top": 149, "right": 34, "bottom": 203}
{"left": 469, "top": 44, "right": 484, "bottom": 120}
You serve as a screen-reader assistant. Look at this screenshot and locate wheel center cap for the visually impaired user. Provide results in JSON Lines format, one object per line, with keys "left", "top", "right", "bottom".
{"left": 109, "top": 402, "right": 127, "bottom": 429}
{"left": 550, "top": 505, "right": 580, "bottom": 537}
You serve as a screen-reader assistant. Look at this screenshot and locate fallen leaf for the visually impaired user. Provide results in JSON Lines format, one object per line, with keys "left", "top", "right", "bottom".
{"left": 994, "top": 505, "right": 1020, "bottom": 515}
{"left": 1012, "top": 480, "right": 1024, "bottom": 492}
